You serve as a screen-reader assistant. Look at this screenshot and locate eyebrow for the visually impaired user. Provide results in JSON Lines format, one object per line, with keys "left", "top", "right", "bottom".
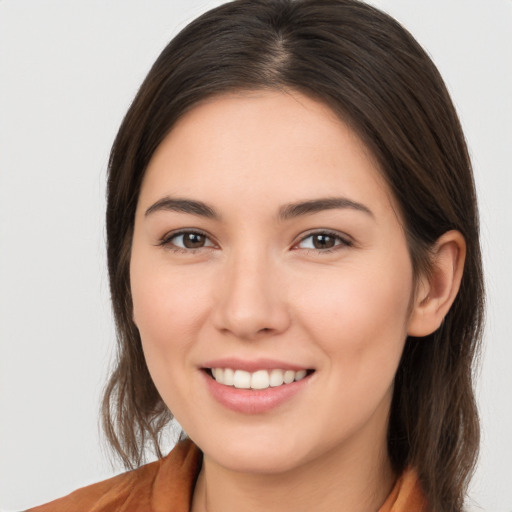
{"left": 278, "top": 197, "right": 374, "bottom": 220}
{"left": 144, "top": 196, "right": 373, "bottom": 220}
{"left": 145, "top": 197, "right": 218, "bottom": 219}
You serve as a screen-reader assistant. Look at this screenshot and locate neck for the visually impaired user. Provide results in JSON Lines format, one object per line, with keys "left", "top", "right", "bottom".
{"left": 191, "top": 431, "right": 396, "bottom": 512}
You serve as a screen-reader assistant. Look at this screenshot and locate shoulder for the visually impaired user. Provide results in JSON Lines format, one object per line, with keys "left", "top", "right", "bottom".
{"left": 26, "top": 439, "right": 202, "bottom": 512}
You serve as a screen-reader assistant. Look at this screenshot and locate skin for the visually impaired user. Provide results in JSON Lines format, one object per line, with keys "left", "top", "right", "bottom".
{"left": 130, "top": 90, "right": 465, "bottom": 512}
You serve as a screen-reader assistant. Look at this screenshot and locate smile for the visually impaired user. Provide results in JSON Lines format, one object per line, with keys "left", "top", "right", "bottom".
{"left": 202, "top": 365, "right": 315, "bottom": 414}
{"left": 209, "top": 368, "right": 310, "bottom": 390}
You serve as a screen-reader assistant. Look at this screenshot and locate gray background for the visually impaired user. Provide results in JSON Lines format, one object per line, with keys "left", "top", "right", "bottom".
{"left": 0, "top": 0, "right": 511, "bottom": 510}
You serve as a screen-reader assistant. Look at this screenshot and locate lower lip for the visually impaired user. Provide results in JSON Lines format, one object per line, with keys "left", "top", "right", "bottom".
{"left": 202, "top": 371, "right": 312, "bottom": 414}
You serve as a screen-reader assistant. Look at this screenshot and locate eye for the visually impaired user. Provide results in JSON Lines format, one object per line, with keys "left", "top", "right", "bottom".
{"left": 295, "top": 231, "right": 351, "bottom": 251}
{"left": 160, "top": 230, "right": 216, "bottom": 251}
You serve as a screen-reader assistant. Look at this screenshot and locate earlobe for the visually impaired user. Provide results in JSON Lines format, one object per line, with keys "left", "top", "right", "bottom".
{"left": 407, "top": 230, "right": 466, "bottom": 337}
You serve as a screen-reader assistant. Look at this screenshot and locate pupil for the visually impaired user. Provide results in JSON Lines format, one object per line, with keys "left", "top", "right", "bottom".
{"left": 313, "top": 234, "right": 334, "bottom": 249}
{"left": 184, "top": 233, "right": 205, "bottom": 248}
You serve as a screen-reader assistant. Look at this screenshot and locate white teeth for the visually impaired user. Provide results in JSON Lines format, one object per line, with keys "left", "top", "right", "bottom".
{"left": 223, "top": 368, "right": 234, "bottom": 386}
{"left": 283, "top": 370, "right": 295, "bottom": 384}
{"left": 210, "top": 368, "right": 309, "bottom": 390}
{"left": 233, "top": 370, "right": 251, "bottom": 389}
{"left": 269, "top": 369, "right": 284, "bottom": 387}
{"left": 294, "top": 369, "right": 307, "bottom": 381}
{"left": 251, "top": 370, "right": 270, "bottom": 390}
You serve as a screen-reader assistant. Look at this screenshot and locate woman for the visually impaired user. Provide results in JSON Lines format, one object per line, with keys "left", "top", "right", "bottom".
{"left": 28, "top": 0, "right": 484, "bottom": 511}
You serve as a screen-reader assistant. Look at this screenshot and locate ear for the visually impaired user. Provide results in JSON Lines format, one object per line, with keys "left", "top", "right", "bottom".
{"left": 408, "top": 230, "right": 466, "bottom": 337}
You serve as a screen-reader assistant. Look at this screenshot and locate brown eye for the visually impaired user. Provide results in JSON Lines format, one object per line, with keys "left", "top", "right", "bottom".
{"left": 296, "top": 231, "right": 350, "bottom": 251}
{"left": 182, "top": 232, "right": 207, "bottom": 248}
{"left": 163, "top": 231, "right": 215, "bottom": 250}
{"left": 312, "top": 234, "right": 336, "bottom": 249}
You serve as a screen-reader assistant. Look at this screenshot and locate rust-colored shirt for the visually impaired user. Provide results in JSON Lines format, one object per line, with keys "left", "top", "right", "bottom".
{"left": 27, "top": 439, "right": 428, "bottom": 511}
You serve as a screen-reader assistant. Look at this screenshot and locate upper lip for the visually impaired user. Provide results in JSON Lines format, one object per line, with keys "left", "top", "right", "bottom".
{"left": 202, "top": 358, "right": 311, "bottom": 373}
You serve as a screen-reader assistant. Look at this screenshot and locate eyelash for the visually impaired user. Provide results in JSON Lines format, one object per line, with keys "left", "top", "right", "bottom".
{"left": 158, "top": 229, "right": 216, "bottom": 253}
{"left": 157, "top": 229, "right": 352, "bottom": 254}
{"left": 295, "top": 230, "right": 353, "bottom": 254}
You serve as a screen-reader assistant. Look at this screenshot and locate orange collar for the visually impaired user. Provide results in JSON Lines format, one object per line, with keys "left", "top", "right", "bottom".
{"left": 378, "top": 466, "right": 429, "bottom": 512}
{"left": 28, "top": 439, "right": 429, "bottom": 512}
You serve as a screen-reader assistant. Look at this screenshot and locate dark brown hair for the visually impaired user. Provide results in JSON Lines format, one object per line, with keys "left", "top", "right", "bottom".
{"left": 102, "top": 1, "right": 484, "bottom": 510}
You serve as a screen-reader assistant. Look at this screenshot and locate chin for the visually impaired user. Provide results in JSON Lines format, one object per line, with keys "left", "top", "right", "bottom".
{"left": 189, "top": 424, "right": 323, "bottom": 476}
{"left": 211, "top": 443, "right": 307, "bottom": 475}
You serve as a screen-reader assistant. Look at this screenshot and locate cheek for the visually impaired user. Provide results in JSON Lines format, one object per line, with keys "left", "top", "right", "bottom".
{"left": 130, "top": 254, "right": 213, "bottom": 367}
{"left": 130, "top": 259, "right": 215, "bottom": 415}
{"left": 294, "top": 256, "right": 413, "bottom": 373}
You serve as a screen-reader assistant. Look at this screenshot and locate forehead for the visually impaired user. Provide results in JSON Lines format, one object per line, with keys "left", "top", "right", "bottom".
{"left": 139, "top": 90, "right": 397, "bottom": 221}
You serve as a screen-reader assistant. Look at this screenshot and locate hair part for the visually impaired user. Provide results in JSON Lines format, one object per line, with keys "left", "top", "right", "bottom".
{"left": 102, "top": 1, "right": 484, "bottom": 510}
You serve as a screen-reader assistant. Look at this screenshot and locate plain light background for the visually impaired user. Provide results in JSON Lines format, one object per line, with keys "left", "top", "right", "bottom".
{"left": 0, "top": 0, "right": 511, "bottom": 510}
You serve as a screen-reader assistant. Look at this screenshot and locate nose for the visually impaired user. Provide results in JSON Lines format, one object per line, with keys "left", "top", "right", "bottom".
{"left": 212, "top": 250, "right": 291, "bottom": 341}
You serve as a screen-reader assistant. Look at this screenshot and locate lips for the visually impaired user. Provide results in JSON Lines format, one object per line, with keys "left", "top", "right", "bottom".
{"left": 201, "top": 359, "right": 314, "bottom": 414}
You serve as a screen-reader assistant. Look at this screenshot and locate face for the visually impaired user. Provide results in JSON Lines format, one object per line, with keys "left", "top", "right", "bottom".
{"left": 130, "top": 90, "right": 416, "bottom": 475}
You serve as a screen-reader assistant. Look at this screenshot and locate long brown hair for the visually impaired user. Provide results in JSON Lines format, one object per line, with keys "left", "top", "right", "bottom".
{"left": 102, "top": 1, "right": 484, "bottom": 510}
